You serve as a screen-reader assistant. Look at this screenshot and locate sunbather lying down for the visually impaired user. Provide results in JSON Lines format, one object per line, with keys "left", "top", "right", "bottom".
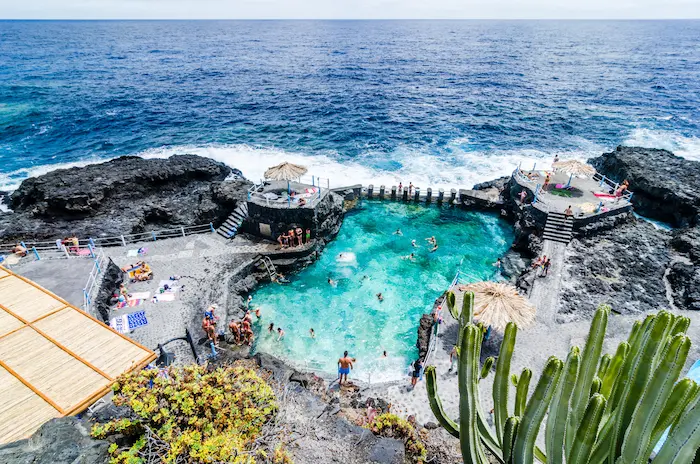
{"left": 122, "top": 261, "right": 153, "bottom": 282}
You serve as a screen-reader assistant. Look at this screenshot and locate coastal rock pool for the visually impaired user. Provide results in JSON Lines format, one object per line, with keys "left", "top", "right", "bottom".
{"left": 251, "top": 202, "right": 514, "bottom": 383}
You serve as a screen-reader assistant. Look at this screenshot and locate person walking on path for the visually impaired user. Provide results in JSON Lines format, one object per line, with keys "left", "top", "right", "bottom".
{"left": 564, "top": 205, "right": 573, "bottom": 218}
{"left": 338, "top": 351, "right": 353, "bottom": 385}
{"left": 448, "top": 346, "right": 458, "bottom": 374}
{"left": 411, "top": 358, "right": 423, "bottom": 388}
{"left": 543, "top": 257, "right": 552, "bottom": 276}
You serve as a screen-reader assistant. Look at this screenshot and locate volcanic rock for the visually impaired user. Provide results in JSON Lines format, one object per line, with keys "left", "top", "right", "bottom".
{"left": 589, "top": 146, "right": 700, "bottom": 227}
{"left": 0, "top": 155, "right": 251, "bottom": 242}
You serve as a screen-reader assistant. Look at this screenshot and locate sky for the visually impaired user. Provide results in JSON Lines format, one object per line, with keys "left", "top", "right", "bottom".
{"left": 1, "top": 0, "right": 698, "bottom": 20}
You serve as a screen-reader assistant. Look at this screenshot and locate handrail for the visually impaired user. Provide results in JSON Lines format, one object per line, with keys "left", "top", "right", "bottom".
{"left": 0, "top": 222, "right": 216, "bottom": 251}
{"left": 82, "top": 247, "right": 107, "bottom": 317}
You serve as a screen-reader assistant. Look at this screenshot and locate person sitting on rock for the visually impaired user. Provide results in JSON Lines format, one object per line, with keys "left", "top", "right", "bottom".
{"left": 11, "top": 243, "right": 27, "bottom": 257}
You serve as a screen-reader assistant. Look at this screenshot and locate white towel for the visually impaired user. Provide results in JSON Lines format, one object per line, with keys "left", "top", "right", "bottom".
{"left": 110, "top": 315, "right": 130, "bottom": 334}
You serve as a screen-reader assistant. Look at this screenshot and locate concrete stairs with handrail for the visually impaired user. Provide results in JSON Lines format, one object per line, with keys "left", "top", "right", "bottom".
{"left": 216, "top": 202, "right": 249, "bottom": 240}
{"left": 543, "top": 212, "right": 574, "bottom": 244}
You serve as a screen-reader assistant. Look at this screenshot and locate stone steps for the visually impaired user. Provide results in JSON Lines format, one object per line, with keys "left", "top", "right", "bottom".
{"left": 216, "top": 202, "right": 249, "bottom": 240}
{"left": 543, "top": 212, "right": 573, "bottom": 244}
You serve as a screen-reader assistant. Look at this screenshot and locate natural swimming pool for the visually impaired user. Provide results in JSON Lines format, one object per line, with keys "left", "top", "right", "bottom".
{"left": 251, "top": 201, "right": 514, "bottom": 382}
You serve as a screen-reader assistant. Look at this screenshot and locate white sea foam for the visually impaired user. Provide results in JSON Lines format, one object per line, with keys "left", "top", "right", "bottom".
{"left": 2, "top": 129, "right": 698, "bottom": 193}
{"left": 624, "top": 129, "right": 700, "bottom": 161}
{"left": 0, "top": 157, "right": 107, "bottom": 192}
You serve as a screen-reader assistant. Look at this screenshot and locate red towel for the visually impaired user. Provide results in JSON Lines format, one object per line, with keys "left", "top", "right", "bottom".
{"left": 594, "top": 193, "right": 617, "bottom": 199}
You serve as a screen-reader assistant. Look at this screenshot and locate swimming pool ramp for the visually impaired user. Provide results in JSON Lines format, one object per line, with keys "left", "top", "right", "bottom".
{"left": 0, "top": 265, "right": 156, "bottom": 445}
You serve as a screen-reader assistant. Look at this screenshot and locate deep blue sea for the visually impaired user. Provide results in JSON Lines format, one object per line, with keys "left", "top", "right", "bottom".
{"left": 1, "top": 20, "right": 699, "bottom": 191}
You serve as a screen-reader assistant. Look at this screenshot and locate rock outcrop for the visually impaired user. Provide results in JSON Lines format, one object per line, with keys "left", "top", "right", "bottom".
{"left": 0, "top": 417, "right": 109, "bottom": 464}
{"left": 0, "top": 155, "right": 251, "bottom": 242}
{"left": 558, "top": 219, "right": 672, "bottom": 321}
{"left": 589, "top": 146, "right": 700, "bottom": 227}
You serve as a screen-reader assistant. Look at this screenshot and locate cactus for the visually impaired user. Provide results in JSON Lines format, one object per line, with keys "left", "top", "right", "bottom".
{"left": 425, "top": 300, "right": 700, "bottom": 464}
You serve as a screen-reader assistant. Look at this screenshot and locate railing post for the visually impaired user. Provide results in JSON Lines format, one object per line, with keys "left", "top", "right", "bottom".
{"left": 62, "top": 245, "right": 70, "bottom": 259}
{"left": 151, "top": 231, "right": 157, "bottom": 241}
{"left": 312, "top": 175, "right": 315, "bottom": 187}
{"left": 55, "top": 239, "right": 62, "bottom": 250}
{"left": 209, "top": 223, "right": 215, "bottom": 233}
{"left": 600, "top": 175, "right": 606, "bottom": 187}
{"left": 533, "top": 184, "right": 541, "bottom": 203}
{"left": 367, "top": 184, "right": 373, "bottom": 199}
{"left": 120, "top": 235, "right": 127, "bottom": 246}
{"left": 426, "top": 187, "right": 432, "bottom": 204}
{"left": 32, "top": 246, "right": 40, "bottom": 260}
{"left": 437, "top": 188, "right": 444, "bottom": 205}
{"left": 450, "top": 189, "right": 457, "bottom": 203}
{"left": 414, "top": 187, "right": 420, "bottom": 203}
{"left": 88, "top": 243, "right": 95, "bottom": 259}
{"left": 181, "top": 226, "right": 186, "bottom": 237}
{"left": 379, "top": 185, "right": 385, "bottom": 200}
{"left": 402, "top": 187, "right": 409, "bottom": 202}
{"left": 628, "top": 192, "right": 634, "bottom": 202}
{"left": 20, "top": 241, "right": 27, "bottom": 250}
{"left": 533, "top": 162, "right": 537, "bottom": 172}
{"left": 89, "top": 238, "right": 96, "bottom": 249}
{"left": 391, "top": 186, "right": 397, "bottom": 200}
{"left": 327, "top": 179, "right": 330, "bottom": 189}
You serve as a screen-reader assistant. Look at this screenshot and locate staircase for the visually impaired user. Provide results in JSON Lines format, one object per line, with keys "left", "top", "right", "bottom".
{"left": 255, "top": 255, "right": 277, "bottom": 282}
{"left": 543, "top": 212, "right": 574, "bottom": 244}
{"left": 216, "top": 202, "right": 249, "bottom": 240}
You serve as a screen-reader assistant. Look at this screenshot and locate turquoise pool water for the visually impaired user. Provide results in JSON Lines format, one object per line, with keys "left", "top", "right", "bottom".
{"left": 251, "top": 202, "right": 513, "bottom": 382}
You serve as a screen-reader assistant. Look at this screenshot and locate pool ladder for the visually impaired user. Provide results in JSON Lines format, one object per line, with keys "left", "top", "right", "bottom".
{"left": 256, "top": 255, "right": 277, "bottom": 282}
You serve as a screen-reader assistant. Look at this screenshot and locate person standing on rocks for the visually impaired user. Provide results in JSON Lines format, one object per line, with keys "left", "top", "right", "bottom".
{"left": 338, "top": 351, "right": 353, "bottom": 385}
{"left": 543, "top": 258, "right": 552, "bottom": 277}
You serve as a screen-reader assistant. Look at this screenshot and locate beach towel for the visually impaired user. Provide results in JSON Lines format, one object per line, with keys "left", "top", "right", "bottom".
{"left": 127, "top": 249, "right": 139, "bottom": 257}
{"left": 158, "top": 280, "right": 180, "bottom": 293}
{"left": 153, "top": 292, "right": 176, "bottom": 302}
{"left": 116, "top": 298, "right": 143, "bottom": 309}
{"left": 127, "top": 311, "right": 148, "bottom": 330}
{"left": 129, "top": 292, "right": 151, "bottom": 300}
{"left": 76, "top": 248, "right": 92, "bottom": 256}
{"left": 110, "top": 315, "right": 130, "bottom": 333}
{"left": 594, "top": 192, "right": 617, "bottom": 199}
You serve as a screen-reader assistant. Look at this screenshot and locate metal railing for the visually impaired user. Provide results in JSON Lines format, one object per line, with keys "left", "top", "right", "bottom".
{"left": 0, "top": 223, "right": 216, "bottom": 254}
{"left": 247, "top": 179, "right": 327, "bottom": 209}
{"left": 82, "top": 247, "right": 107, "bottom": 316}
{"left": 592, "top": 172, "right": 634, "bottom": 202}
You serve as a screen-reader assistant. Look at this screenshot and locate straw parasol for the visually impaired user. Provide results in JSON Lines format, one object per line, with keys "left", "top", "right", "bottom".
{"left": 552, "top": 160, "right": 596, "bottom": 176}
{"left": 460, "top": 281, "right": 536, "bottom": 331}
{"left": 264, "top": 162, "right": 308, "bottom": 181}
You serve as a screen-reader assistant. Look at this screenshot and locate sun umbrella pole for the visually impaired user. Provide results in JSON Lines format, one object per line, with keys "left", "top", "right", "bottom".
{"left": 565, "top": 173, "right": 573, "bottom": 189}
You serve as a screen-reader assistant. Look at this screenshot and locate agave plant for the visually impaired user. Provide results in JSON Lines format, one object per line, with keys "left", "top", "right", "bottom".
{"left": 428, "top": 292, "right": 700, "bottom": 464}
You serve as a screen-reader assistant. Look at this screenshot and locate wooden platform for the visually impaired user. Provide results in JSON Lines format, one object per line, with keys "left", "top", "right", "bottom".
{"left": 0, "top": 265, "right": 156, "bottom": 445}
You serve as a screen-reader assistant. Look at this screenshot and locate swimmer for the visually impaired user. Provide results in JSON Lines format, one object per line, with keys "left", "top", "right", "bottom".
{"left": 268, "top": 322, "right": 275, "bottom": 333}
{"left": 328, "top": 277, "right": 337, "bottom": 287}
{"left": 255, "top": 308, "right": 261, "bottom": 319}
{"left": 376, "top": 292, "right": 384, "bottom": 301}
{"left": 430, "top": 244, "right": 439, "bottom": 252}
{"left": 309, "top": 328, "right": 316, "bottom": 338}
{"left": 411, "top": 239, "right": 418, "bottom": 247}
{"left": 277, "top": 327, "right": 285, "bottom": 341}
{"left": 394, "top": 228, "right": 403, "bottom": 236}
{"left": 246, "top": 295, "right": 252, "bottom": 308}
{"left": 382, "top": 350, "right": 388, "bottom": 358}
{"left": 425, "top": 236, "right": 436, "bottom": 245}
{"left": 493, "top": 258, "right": 502, "bottom": 270}
{"left": 402, "top": 253, "right": 416, "bottom": 262}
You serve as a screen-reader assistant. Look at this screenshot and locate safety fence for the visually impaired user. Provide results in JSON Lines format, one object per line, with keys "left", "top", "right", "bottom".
{"left": 592, "top": 172, "right": 634, "bottom": 202}
{"left": 82, "top": 247, "right": 107, "bottom": 316}
{"left": 0, "top": 223, "right": 216, "bottom": 258}
{"left": 247, "top": 176, "right": 330, "bottom": 209}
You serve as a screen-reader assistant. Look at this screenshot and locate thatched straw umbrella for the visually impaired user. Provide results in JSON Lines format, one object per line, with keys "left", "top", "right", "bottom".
{"left": 264, "top": 162, "right": 308, "bottom": 181}
{"left": 460, "top": 281, "right": 536, "bottom": 331}
{"left": 552, "top": 160, "right": 597, "bottom": 188}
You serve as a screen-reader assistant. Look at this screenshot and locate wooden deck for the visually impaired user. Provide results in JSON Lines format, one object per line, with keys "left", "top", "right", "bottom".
{"left": 0, "top": 265, "right": 156, "bottom": 445}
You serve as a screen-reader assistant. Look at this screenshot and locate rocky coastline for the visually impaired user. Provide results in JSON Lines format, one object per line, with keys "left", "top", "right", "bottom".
{"left": 4, "top": 146, "right": 700, "bottom": 463}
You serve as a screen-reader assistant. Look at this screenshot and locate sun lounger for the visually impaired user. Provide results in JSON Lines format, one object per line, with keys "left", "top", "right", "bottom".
{"left": 594, "top": 192, "right": 617, "bottom": 199}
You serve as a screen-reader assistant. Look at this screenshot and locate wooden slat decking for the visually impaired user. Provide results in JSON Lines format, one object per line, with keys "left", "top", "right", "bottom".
{"left": 0, "top": 265, "right": 156, "bottom": 445}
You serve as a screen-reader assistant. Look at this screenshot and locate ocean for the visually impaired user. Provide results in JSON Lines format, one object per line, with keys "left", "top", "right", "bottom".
{"left": 0, "top": 20, "right": 699, "bottom": 191}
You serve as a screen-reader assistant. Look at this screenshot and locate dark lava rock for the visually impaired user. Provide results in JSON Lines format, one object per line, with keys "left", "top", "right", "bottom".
{"left": 668, "top": 262, "right": 700, "bottom": 311}
{"left": 417, "top": 313, "right": 434, "bottom": 361}
{"left": 0, "top": 155, "right": 251, "bottom": 242}
{"left": 368, "top": 438, "right": 406, "bottom": 464}
{"left": 473, "top": 176, "right": 510, "bottom": 191}
{"left": 424, "top": 422, "right": 439, "bottom": 430}
{"left": 559, "top": 219, "right": 672, "bottom": 321}
{"left": 501, "top": 249, "right": 529, "bottom": 282}
{"left": 0, "top": 417, "right": 109, "bottom": 464}
{"left": 589, "top": 146, "right": 700, "bottom": 227}
{"left": 95, "top": 258, "right": 124, "bottom": 322}
{"left": 671, "top": 225, "right": 700, "bottom": 264}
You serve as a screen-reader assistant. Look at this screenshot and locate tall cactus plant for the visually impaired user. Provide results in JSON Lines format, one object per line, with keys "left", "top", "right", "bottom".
{"left": 426, "top": 295, "right": 700, "bottom": 464}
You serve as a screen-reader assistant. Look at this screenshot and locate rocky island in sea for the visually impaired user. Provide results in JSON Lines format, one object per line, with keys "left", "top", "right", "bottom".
{"left": 2, "top": 146, "right": 700, "bottom": 463}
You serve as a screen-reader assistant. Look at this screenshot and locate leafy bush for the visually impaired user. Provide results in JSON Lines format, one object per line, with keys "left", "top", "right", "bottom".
{"left": 367, "top": 413, "right": 427, "bottom": 463}
{"left": 92, "top": 364, "right": 282, "bottom": 464}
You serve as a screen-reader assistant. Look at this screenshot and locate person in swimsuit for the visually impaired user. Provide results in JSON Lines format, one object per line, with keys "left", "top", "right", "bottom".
{"left": 394, "top": 229, "right": 402, "bottom": 235}
{"left": 277, "top": 327, "right": 285, "bottom": 341}
{"left": 309, "top": 328, "right": 315, "bottom": 338}
{"left": 295, "top": 227, "right": 303, "bottom": 246}
{"left": 289, "top": 229, "right": 296, "bottom": 247}
{"left": 268, "top": 322, "right": 274, "bottom": 333}
{"left": 448, "top": 346, "right": 458, "bottom": 373}
{"left": 328, "top": 277, "right": 337, "bottom": 287}
{"left": 376, "top": 293, "right": 384, "bottom": 301}
{"left": 255, "top": 308, "right": 261, "bottom": 319}
{"left": 305, "top": 228, "right": 311, "bottom": 243}
{"left": 564, "top": 205, "right": 573, "bottom": 217}
{"left": 228, "top": 321, "right": 240, "bottom": 344}
{"left": 338, "top": 351, "right": 353, "bottom": 385}
{"left": 411, "top": 239, "right": 418, "bottom": 247}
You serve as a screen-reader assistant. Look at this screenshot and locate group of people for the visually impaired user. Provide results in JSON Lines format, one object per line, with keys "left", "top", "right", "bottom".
{"left": 533, "top": 255, "right": 552, "bottom": 277}
{"left": 397, "top": 182, "right": 414, "bottom": 195}
{"left": 228, "top": 307, "right": 260, "bottom": 346}
{"left": 277, "top": 227, "right": 311, "bottom": 248}
{"left": 202, "top": 304, "right": 221, "bottom": 347}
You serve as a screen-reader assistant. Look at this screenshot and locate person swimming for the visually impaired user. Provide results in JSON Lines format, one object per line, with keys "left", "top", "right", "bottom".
{"left": 309, "top": 328, "right": 315, "bottom": 338}
{"left": 268, "top": 322, "right": 274, "bottom": 333}
{"left": 328, "top": 277, "right": 337, "bottom": 287}
{"left": 402, "top": 253, "right": 416, "bottom": 261}
{"left": 394, "top": 228, "right": 402, "bottom": 235}
{"left": 411, "top": 239, "right": 418, "bottom": 247}
{"left": 277, "top": 327, "right": 285, "bottom": 341}
{"left": 376, "top": 292, "right": 384, "bottom": 301}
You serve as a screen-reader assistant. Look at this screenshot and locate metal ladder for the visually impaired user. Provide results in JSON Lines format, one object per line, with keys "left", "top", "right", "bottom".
{"left": 256, "top": 255, "right": 277, "bottom": 282}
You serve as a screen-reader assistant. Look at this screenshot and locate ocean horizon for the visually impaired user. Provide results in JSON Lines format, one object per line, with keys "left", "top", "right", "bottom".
{"left": 1, "top": 19, "right": 698, "bottom": 191}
